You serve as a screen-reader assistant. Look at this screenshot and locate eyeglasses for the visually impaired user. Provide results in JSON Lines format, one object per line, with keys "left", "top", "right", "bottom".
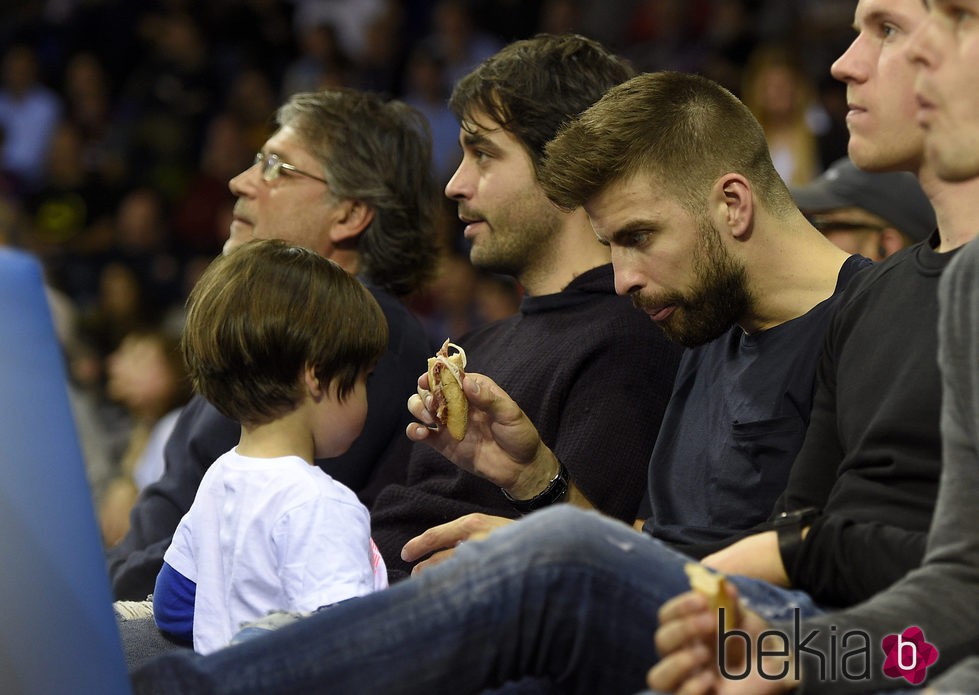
{"left": 253, "top": 152, "right": 329, "bottom": 185}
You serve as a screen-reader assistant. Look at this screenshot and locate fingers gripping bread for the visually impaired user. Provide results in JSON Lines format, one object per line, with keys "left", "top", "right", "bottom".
{"left": 428, "top": 339, "right": 468, "bottom": 440}
{"left": 684, "top": 563, "right": 736, "bottom": 632}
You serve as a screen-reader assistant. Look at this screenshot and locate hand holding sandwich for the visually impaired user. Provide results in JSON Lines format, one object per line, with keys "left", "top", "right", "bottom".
{"left": 407, "top": 369, "right": 563, "bottom": 501}
{"left": 649, "top": 581, "right": 796, "bottom": 695}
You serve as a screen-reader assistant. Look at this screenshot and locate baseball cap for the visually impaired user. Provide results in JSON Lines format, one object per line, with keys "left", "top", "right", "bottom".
{"left": 791, "top": 157, "right": 936, "bottom": 243}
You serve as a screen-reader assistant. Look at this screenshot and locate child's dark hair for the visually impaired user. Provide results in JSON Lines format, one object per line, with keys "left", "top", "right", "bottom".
{"left": 181, "top": 239, "right": 388, "bottom": 426}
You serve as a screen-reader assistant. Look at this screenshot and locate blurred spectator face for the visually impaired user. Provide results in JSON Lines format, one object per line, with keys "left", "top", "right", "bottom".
{"left": 406, "top": 50, "right": 444, "bottom": 102}
{"left": 2, "top": 45, "right": 38, "bottom": 96}
{"left": 65, "top": 53, "right": 110, "bottom": 126}
{"left": 115, "top": 189, "right": 164, "bottom": 250}
{"left": 809, "top": 206, "right": 889, "bottom": 259}
{"left": 99, "top": 262, "right": 142, "bottom": 321}
{"left": 157, "top": 12, "right": 207, "bottom": 70}
{"left": 106, "top": 332, "right": 184, "bottom": 420}
{"left": 539, "top": 0, "right": 579, "bottom": 35}
{"left": 742, "top": 47, "right": 815, "bottom": 127}
{"left": 758, "top": 64, "right": 799, "bottom": 120}
{"left": 200, "top": 114, "right": 252, "bottom": 180}
{"left": 43, "top": 123, "right": 85, "bottom": 184}
{"left": 226, "top": 68, "right": 277, "bottom": 152}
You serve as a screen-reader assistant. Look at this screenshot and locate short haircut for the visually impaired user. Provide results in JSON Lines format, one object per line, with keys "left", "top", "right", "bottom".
{"left": 448, "top": 33, "right": 634, "bottom": 172}
{"left": 541, "top": 71, "right": 796, "bottom": 217}
{"left": 181, "top": 239, "right": 388, "bottom": 426}
{"left": 277, "top": 89, "right": 438, "bottom": 297}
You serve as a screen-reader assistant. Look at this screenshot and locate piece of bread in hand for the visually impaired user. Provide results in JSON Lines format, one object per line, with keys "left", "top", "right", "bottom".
{"left": 684, "top": 563, "right": 736, "bottom": 631}
{"left": 427, "top": 339, "right": 468, "bottom": 441}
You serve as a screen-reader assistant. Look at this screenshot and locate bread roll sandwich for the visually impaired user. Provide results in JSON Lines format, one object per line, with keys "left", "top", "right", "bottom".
{"left": 427, "top": 339, "right": 468, "bottom": 441}
{"left": 684, "top": 563, "right": 736, "bottom": 631}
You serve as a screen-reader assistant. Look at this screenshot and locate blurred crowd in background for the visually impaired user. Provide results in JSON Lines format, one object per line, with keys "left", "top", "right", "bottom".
{"left": 0, "top": 0, "right": 859, "bottom": 542}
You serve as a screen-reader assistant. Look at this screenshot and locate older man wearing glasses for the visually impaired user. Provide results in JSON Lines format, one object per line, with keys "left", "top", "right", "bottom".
{"left": 108, "top": 88, "right": 438, "bottom": 603}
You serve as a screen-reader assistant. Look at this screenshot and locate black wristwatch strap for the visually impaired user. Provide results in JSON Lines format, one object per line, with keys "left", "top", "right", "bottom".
{"left": 502, "top": 462, "right": 570, "bottom": 514}
{"left": 774, "top": 507, "right": 819, "bottom": 576}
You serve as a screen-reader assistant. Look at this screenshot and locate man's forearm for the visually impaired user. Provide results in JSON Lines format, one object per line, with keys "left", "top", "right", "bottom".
{"left": 702, "top": 531, "right": 791, "bottom": 586}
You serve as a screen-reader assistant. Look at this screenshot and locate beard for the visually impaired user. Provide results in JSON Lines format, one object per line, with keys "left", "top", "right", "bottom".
{"left": 632, "top": 218, "right": 751, "bottom": 347}
{"left": 466, "top": 192, "right": 562, "bottom": 278}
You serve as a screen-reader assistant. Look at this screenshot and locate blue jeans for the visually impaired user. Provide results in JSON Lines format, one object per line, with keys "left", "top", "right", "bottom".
{"left": 132, "top": 506, "right": 822, "bottom": 695}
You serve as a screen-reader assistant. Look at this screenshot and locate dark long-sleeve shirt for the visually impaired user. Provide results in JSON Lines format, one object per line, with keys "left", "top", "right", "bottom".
{"left": 786, "top": 236, "right": 979, "bottom": 694}
{"left": 776, "top": 234, "right": 958, "bottom": 608}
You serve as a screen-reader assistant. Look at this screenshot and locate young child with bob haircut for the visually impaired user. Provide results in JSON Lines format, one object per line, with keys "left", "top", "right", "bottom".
{"left": 152, "top": 239, "right": 389, "bottom": 654}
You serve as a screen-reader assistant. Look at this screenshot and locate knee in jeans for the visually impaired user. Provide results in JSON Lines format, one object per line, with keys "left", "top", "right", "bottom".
{"left": 506, "top": 506, "right": 634, "bottom": 564}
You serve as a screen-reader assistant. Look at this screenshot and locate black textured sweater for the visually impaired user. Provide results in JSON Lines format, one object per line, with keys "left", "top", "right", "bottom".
{"left": 371, "top": 264, "right": 682, "bottom": 579}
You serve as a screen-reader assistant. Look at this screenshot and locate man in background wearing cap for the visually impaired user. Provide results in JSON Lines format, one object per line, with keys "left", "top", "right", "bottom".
{"left": 792, "top": 155, "right": 935, "bottom": 260}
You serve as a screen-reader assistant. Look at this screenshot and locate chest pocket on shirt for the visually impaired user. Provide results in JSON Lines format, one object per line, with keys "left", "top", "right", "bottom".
{"left": 723, "top": 416, "right": 806, "bottom": 523}
{"left": 731, "top": 415, "right": 805, "bottom": 476}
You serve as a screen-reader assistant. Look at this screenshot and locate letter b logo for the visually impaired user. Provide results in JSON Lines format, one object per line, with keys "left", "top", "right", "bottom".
{"left": 896, "top": 635, "right": 917, "bottom": 670}
{"left": 881, "top": 627, "right": 938, "bottom": 685}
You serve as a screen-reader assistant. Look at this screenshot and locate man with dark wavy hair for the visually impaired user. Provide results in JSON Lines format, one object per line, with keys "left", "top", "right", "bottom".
{"left": 108, "top": 88, "right": 437, "bottom": 602}
{"left": 370, "top": 33, "right": 681, "bottom": 578}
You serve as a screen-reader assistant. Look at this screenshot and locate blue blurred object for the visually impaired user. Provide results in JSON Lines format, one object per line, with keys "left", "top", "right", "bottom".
{"left": 0, "top": 247, "right": 132, "bottom": 695}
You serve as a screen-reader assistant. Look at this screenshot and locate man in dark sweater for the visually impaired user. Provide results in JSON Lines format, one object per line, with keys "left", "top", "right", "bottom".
{"left": 370, "top": 34, "right": 682, "bottom": 579}
{"left": 107, "top": 89, "right": 438, "bottom": 600}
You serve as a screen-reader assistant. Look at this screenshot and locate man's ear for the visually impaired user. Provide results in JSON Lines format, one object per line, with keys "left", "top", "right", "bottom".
{"left": 711, "top": 173, "right": 753, "bottom": 240}
{"left": 329, "top": 199, "right": 375, "bottom": 245}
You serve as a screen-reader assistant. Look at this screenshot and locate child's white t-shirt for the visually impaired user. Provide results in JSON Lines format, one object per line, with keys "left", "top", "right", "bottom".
{"left": 164, "top": 448, "right": 387, "bottom": 654}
